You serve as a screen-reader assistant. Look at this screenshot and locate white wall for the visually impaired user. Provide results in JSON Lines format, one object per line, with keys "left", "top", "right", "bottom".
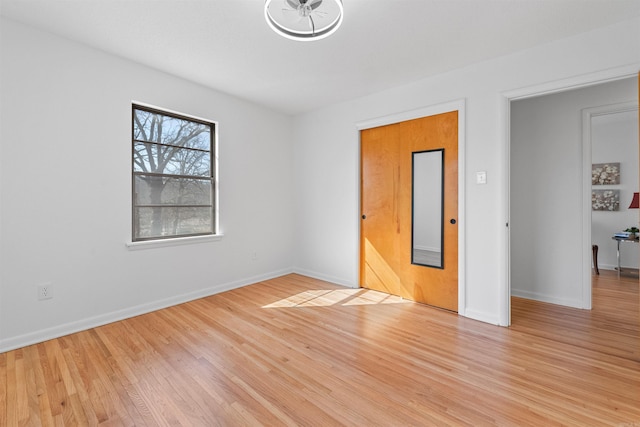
{"left": 511, "top": 79, "right": 637, "bottom": 307}
{"left": 0, "top": 19, "right": 295, "bottom": 352}
{"left": 292, "top": 17, "right": 640, "bottom": 324}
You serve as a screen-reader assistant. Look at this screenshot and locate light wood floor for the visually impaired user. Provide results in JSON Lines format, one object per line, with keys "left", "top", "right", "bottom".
{"left": 1, "top": 273, "right": 638, "bottom": 426}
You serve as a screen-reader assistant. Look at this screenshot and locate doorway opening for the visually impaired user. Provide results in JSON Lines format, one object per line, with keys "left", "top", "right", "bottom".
{"left": 507, "top": 76, "right": 638, "bottom": 343}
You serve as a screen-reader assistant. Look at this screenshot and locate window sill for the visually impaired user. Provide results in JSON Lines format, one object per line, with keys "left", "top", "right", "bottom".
{"left": 126, "top": 234, "right": 224, "bottom": 250}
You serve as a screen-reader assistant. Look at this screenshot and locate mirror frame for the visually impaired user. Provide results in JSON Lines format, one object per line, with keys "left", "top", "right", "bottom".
{"left": 411, "top": 148, "right": 445, "bottom": 269}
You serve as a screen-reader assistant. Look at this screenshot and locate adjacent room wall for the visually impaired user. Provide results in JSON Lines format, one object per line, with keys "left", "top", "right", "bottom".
{"left": 0, "top": 19, "right": 295, "bottom": 352}
{"left": 511, "top": 79, "right": 638, "bottom": 307}
{"left": 291, "top": 17, "right": 640, "bottom": 324}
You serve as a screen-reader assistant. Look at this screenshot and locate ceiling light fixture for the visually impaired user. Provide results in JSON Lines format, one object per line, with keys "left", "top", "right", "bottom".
{"left": 264, "top": 0, "right": 344, "bottom": 41}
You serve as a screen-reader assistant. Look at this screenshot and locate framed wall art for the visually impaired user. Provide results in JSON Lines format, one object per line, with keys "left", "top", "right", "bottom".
{"left": 592, "top": 189, "right": 620, "bottom": 211}
{"left": 592, "top": 162, "right": 620, "bottom": 185}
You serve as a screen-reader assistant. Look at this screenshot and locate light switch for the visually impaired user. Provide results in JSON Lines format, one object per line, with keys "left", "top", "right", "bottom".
{"left": 476, "top": 171, "right": 487, "bottom": 184}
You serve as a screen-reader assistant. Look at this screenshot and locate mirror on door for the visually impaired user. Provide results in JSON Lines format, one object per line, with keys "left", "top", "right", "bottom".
{"left": 412, "top": 149, "right": 444, "bottom": 268}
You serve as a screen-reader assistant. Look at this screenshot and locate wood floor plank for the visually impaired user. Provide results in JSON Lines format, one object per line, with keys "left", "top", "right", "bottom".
{"left": 0, "top": 352, "right": 6, "bottom": 427}
{"left": 4, "top": 351, "right": 18, "bottom": 426}
{"left": 1, "top": 272, "right": 639, "bottom": 425}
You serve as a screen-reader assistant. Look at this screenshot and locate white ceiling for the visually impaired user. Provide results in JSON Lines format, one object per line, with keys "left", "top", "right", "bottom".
{"left": 2, "top": 0, "right": 639, "bottom": 115}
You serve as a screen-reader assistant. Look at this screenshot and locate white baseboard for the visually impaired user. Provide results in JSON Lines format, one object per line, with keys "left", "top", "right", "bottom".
{"left": 0, "top": 268, "right": 293, "bottom": 354}
{"left": 462, "top": 308, "right": 501, "bottom": 325}
{"left": 598, "top": 263, "right": 638, "bottom": 272}
{"left": 511, "top": 288, "right": 583, "bottom": 309}
{"left": 291, "top": 267, "right": 357, "bottom": 288}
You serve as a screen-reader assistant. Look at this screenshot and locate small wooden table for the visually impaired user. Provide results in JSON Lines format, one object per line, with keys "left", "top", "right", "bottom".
{"left": 611, "top": 236, "right": 639, "bottom": 275}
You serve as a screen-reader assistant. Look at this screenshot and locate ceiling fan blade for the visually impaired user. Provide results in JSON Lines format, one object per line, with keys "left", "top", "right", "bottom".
{"left": 308, "top": 0, "right": 322, "bottom": 11}
{"left": 285, "top": 0, "right": 300, "bottom": 9}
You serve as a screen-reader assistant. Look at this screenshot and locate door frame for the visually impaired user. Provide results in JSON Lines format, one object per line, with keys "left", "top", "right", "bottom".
{"left": 501, "top": 64, "right": 640, "bottom": 326}
{"left": 356, "top": 99, "right": 467, "bottom": 316}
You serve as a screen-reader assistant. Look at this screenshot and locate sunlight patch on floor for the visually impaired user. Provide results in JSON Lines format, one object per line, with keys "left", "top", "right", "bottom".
{"left": 262, "top": 288, "right": 409, "bottom": 308}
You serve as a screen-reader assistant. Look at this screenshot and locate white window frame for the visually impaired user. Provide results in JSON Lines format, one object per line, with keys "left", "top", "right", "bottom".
{"left": 127, "top": 103, "right": 221, "bottom": 249}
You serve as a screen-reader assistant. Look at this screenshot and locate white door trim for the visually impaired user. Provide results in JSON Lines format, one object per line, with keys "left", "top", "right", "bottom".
{"left": 355, "top": 99, "right": 467, "bottom": 316}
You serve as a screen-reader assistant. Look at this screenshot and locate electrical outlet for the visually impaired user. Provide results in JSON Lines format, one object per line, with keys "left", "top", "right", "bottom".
{"left": 37, "top": 283, "right": 53, "bottom": 300}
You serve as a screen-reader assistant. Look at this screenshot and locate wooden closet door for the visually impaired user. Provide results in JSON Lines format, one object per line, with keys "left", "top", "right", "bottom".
{"left": 360, "top": 111, "right": 458, "bottom": 311}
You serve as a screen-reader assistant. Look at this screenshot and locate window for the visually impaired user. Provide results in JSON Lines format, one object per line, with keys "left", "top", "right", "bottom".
{"left": 132, "top": 104, "right": 216, "bottom": 241}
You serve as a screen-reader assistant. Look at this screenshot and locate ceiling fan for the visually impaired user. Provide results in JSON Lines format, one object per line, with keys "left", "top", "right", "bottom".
{"left": 264, "top": 0, "right": 344, "bottom": 41}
